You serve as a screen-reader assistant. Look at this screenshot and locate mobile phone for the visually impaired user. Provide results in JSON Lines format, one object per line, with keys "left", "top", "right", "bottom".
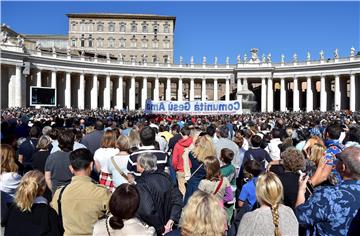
{"left": 306, "top": 181, "right": 314, "bottom": 195}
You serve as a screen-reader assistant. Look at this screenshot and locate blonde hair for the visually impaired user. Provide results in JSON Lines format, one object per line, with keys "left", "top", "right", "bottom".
{"left": 36, "top": 135, "right": 52, "bottom": 150}
{"left": 15, "top": 170, "right": 46, "bottom": 212}
{"left": 304, "top": 136, "right": 324, "bottom": 154}
{"left": 181, "top": 190, "right": 227, "bottom": 236}
{"left": 128, "top": 129, "right": 141, "bottom": 148}
{"left": 308, "top": 143, "right": 326, "bottom": 166}
{"left": 192, "top": 135, "right": 216, "bottom": 162}
{"left": 116, "top": 135, "right": 130, "bottom": 152}
{"left": 1, "top": 144, "right": 18, "bottom": 173}
{"left": 256, "top": 172, "right": 283, "bottom": 236}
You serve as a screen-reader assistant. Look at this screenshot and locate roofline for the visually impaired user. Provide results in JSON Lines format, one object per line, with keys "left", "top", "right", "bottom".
{"left": 66, "top": 13, "right": 176, "bottom": 21}
{"left": 23, "top": 34, "right": 68, "bottom": 39}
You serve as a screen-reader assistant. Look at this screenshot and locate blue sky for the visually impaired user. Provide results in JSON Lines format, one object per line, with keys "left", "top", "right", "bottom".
{"left": 1, "top": 1, "right": 359, "bottom": 64}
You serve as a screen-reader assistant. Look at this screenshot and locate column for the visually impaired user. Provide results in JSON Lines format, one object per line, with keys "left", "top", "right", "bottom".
{"left": 78, "top": 73, "right": 85, "bottom": 109}
{"left": 202, "top": 77, "right": 206, "bottom": 101}
{"left": 280, "top": 78, "right": 286, "bottom": 112}
{"left": 154, "top": 76, "right": 159, "bottom": 102}
{"left": 190, "top": 78, "right": 195, "bottom": 101}
{"left": 129, "top": 76, "right": 136, "bottom": 110}
{"left": 166, "top": 77, "right": 171, "bottom": 101}
{"left": 213, "top": 79, "right": 218, "bottom": 101}
{"left": 267, "top": 77, "right": 273, "bottom": 112}
{"left": 103, "top": 74, "right": 111, "bottom": 109}
{"left": 261, "top": 77, "right": 267, "bottom": 112}
{"left": 350, "top": 73, "right": 356, "bottom": 111}
{"left": 65, "top": 72, "right": 71, "bottom": 108}
{"left": 141, "top": 77, "right": 147, "bottom": 109}
{"left": 51, "top": 71, "right": 56, "bottom": 88}
{"left": 225, "top": 78, "right": 230, "bottom": 101}
{"left": 36, "top": 70, "right": 42, "bottom": 87}
{"left": 320, "top": 75, "right": 327, "bottom": 112}
{"left": 237, "top": 78, "right": 242, "bottom": 100}
{"left": 91, "top": 74, "right": 98, "bottom": 109}
{"left": 14, "top": 66, "right": 22, "bottom": 107}
{"left": 306, "top": 76, "right": 313, "bottom": 112}
{"left": 116, "top": 76, "right": 123, "bottom": 110}
{"left": 334, "top": 75, "right": 340, "bottom": 111}
{"left": 178, "top": 77, "right": 183, "bottom": 101}
{"left": 293, "top": 77, "right": 299, "bottom": 111}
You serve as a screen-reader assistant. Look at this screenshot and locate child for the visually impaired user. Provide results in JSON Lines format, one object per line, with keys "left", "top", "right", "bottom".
{"left": 198, "top": 156, "right": 233, "bottom": 205}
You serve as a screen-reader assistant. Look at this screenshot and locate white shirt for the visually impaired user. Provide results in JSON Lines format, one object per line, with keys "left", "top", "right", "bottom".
{"left": 0, "top": 172, "right": 22, "bottom": 199}
{"left": 265, "top": 138, "right": 282, "bottom": 160}
{"left": 51, "top": 140, "right": 87, "bottom": 154}
{"left": 108, "top": 154, "right": 130, "bottom": 187}
{"left": 93, "top": 148, "right": 119, "bottom": 173}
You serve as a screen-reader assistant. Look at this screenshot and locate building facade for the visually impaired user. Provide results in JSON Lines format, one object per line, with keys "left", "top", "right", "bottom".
{"left": 67, "top": 13, "right": 175, "bottom": 64}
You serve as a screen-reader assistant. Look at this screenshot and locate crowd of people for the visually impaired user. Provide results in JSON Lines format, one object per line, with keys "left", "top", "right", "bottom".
{"left": 1, "top": 107, "right": 360, "bottom": 236}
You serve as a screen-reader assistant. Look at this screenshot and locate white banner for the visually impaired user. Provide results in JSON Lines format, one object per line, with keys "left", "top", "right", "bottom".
{"left": 145, "top": 99, "right": 242, "bottom": 115}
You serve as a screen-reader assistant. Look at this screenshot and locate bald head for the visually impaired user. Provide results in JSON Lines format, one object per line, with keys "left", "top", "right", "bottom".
{"left": 337, "top": 147, "right": 360, "bottom": 180}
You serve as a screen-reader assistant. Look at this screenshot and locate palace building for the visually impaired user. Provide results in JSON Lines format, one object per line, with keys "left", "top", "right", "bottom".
{"left": 1, "top": 13, "right": 360, "bottom": 112}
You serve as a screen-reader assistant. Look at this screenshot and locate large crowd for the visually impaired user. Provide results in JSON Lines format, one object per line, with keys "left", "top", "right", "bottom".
{"left": 1, "top": 107, "right": 360, "bottom": 236}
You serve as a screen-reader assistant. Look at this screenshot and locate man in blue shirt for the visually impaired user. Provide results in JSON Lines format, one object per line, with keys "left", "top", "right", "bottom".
{"left": 295, "top": 147, "right": 360, "bottom": 236}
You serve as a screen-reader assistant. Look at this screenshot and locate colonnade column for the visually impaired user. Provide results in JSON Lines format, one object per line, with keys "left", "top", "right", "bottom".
{"left": 334, "top": 75, "right": 340, "bottom": 111}
{"left": 154, "top": 76, "right": 159, "bottom": 102}
{"left": 178, "top": 77, "right": 183, "bottom": 101}
{"left": 78, "top": 73, "right": 85, "bottom": 109}
{"left": 14, "top": 65, "right": 22, "bottom": 107}
{"left": 117, "top": 76, "right": 123, "bottom": 110}
{"left": 237, "top": 78, "right": 242, "bottom": 100}
{"left": 166, "top": 77, "right": 171, "bottom": 101}
{"left": 190, "top": 78, "right": 195, "bottom": 101}
{"left": 103, "top": 74, "right": 111, "bottom": 109}
{"left": 350, "top": 73, "right": 356, "bottom": 111}
{"left": 225, "top": 78, "right": 230, "bottom": 101}
{"left": 213, "top": 79, "right": 218, "bottom": 101}
{"left": 202, "top": 77, "right": 206, "bottom": 101}
{"left": 293, "top": 77, "right": 299, "bottom": 111}
{"left": 51, "top": 71, "right": 57, "bottom": 89}
{"left": 261, "top": 77, "right": 267, "bottom": 112}
{"left": 141, "top": 77, "right": 147, "bottom": 109}
{"left": 280, "top": 78, "right": 286, "bottom": 112}
{"left": 306, "top": 77, "right": 313, "bottom": 112}
{"left": 36, "top": 70, "right": 42, "bottom": 87}
{"left": 129, "top": 76, "right": 136, "bottom": 110}
{"left": 320, "top": 75, "right": 327, "bottom": 112}
{"left": 267, "top": 77, "right": 273, "bottom": 112}
{"left": 65, "top": 72, "right": 71, "bottom": 108}
{"left": 91, "top": 74, "right": 98, "bottom": 109}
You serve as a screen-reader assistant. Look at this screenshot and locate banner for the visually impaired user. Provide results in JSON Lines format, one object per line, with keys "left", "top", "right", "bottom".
{"left": 145, "top": 99, "right": 242, "bottom": 115}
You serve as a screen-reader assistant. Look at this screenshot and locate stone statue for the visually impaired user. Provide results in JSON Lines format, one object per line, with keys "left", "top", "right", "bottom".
{"left": 334, "top": 48, "right": 339, "bottom": 58}
{"left": 250, "top": 48, "right": 260, "bottom": 63}
{"left": 52, "top": 45, "right": 56, "bottom": 54}
{"left": 293, "top": 53, "right": 298, "bottom": 63}
{"left": 203, "top": 56, "right": 206, "bottom": 64}
{"left": 267, "top": 53, "right": 271, "bottom": 63}
{"left": 16, "top": 35, "right": 24, "bottom": 48}
{"left": 244, "top": 53, "right": 248, "bottom": 63}
{"left": 214, "top": 56, "right": 218, "bottom": 65}
{"left": 36, "top": 42, "right": 42, "bottom": 51}
{"left": 350, "top": 47, "right": 355, "bottom": 57}
{"left": 281, "top": 54, "right": 285, "bottom": 63}
{"left": 106, "top": 52, "right": 110, "bottom": 59}
{"left": 94, "top": 51, "right": 98, "bottom": 58}
{"left": 179, "top": 56, "right": 183, "bottom": 64}
{"left": 226, "top": 56, "right": 230, "bottom": 65}
{"left": 320, "top": 50, "right": 324, "bottom": 60}
{"left": 1, "top": 30, "right": 8, "bottom": 43}
{"left": 237, "top": 54, "right": 241, "bottom": 64}
{"left": 190, "top": 56, "right": 194, "bottom": 64}
{"left": 307, "top": 51, "right": 311, "bottom": 61}
{"left": 81, "top": 50, "right": 85, "bottom": 56}
{"left": 66, "top": 46, "right": 70, "bottom": 55}
{"left": 262, "top": 54, "right": 266, "bottom": 63}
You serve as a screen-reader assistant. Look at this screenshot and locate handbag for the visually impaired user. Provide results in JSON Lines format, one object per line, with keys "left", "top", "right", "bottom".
{"left": 110, "top": 156, "right": 129, "bottom": 182}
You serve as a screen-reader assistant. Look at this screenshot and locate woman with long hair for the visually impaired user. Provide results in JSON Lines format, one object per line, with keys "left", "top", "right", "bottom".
{"left": 237, "top": 172, "right": 298, "bottom": 236}
{"left": 93, "top": 183, "right": 155, "bottom": 236}
{"left": 94, "top": 130, "right": 119, "bottom": 192}
{"left": 4, "top": 170, "right": 61, "bottom": 236}
{"left": 183, "top": 135, "right": 216, "bottom": 205}
{"left": 0, "top": 144, "right": 22, "bottom": 203}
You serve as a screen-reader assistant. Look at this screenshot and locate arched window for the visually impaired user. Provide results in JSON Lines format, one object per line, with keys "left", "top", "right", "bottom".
{"left": 119, "top": 37, "right": 126, "bottom": 48}
{"left": 164, "top": 22, "right": 170, "bottom": 33}
{"left": 131, "top": 35, "right": 137, "bottom": 48}
{"left": 119, "top": 22, "right": 126, "bottom": 32}
{"left": 88, "top": 35, "right": 93, "bottom": 47}
{"left": 80, "top": 34, "right": 85, "bottom": 47}
{"left": 108, "top": 37, "right": 115, "bottom": 48}
{"left": 131, "top": 21, "right": 137, "bottom": 32}
{"left": 142, "top": 36, "right": 148, "bottom": 48}
{"left": 97, "top": 22, "right": 104, "bottom": 32}
{"left": 109, "top": 22, "right": 115, "bottom": 32}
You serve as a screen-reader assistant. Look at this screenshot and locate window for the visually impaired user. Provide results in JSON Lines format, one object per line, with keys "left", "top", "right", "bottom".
{"left": 71, "top": 38, "right": 76, "bottom": 47}
{"left": 141, "top": 36, "right": 148, "bottom": 48}
{"left": 97, "top": 22, "right": 104, "bottom": 32}
{"left": 109, "top": 22, "right": 115, "bottom": 32}
{"left": 119, "top": 22, "right": 126, "bottom": 32}
{"left": 97, "top": 38, "right": 104, "bottom": 48}
{"left": 71, "top": 21, "right": 77, "bottom": 31}
{"left": 88, "top": 35, "right": 93, "bottom": 47}
{"left": 80, "top": 34, "right": 85, "bottom": 47}
{"left": 108, "top": 37, "right": 115, "bottom": 48}
{"left": 131, "top": 35, "right": 137, "bottom": 48}
{"left": 119, "top": 37, "right": 126, "bottom": 48}
{"left": 163, "top": 55, "right": 169, "bottom": 64}
{"left": 153, "top": 55, "right": 158, "bottom": 63}
{"left": 130, "top": 55, "right": 136, "bottom": 63}
{"left": 164, "top": 22, "right": 170, "bottom": 33}
{"left": 142, "top": 54, "right": 147, "bottom": 63}
{"left": 131, "top": 21, "right": 137, "bottom": 32}
{"left": 142, "top": 21, "right": 148, "bottom": 33}
{"left": 153, "top": 21, "right": 159, "bottom": 34}
{"left": 152, "top": 36, "right": 159, "bottom": 48}
{"left": 163, "top": 36, "right": 170, "bottom": 49}
{"left": 80, "top": 21, "right": 85, "bottom": 32}
{"left": 89, "top": 20, "right": 93, "bottom": 31}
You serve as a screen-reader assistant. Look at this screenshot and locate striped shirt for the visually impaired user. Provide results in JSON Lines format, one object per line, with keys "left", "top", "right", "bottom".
{"left": 127, "top": 145, "right": 168, "bottom": 177}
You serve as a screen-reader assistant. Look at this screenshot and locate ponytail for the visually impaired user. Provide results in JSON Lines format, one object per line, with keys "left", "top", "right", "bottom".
{"left": 270, "top": 204, "right": 281, "bottom": 236}
{"left": 15, "top": 170, "right": 45, "bottom": 212}
{"left": 109, "top": 216, "right": 124, "bottom": 230}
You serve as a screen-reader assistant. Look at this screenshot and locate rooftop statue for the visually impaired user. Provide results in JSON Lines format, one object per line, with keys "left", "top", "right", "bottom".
{"left": 293, "top": 53, "right": 298, "bottom": 63}
{"left": 320, "top": 50, "right": 324, "bottom": 60}
{"left": 214, "top": 56, "right": 218, "bottom": 65}
{"left": 281, "top": 54, "right": 285, "bottom": 63}
{"left": 179, "top": 56, "right": 183, "bottom": 64}
{"left": 267, "top": 53, "right": 271, "bottom": 63}
{"left": 249, "top": 48, "right": 260, "bottom": 63}
{"left": 350, "top": 47, "right": 355, "bottom": 57}
{"left": 190, "top": 56, "right": 194, "bottom": 64}
{"left": 307, "top": 51, "right": 311, "bottom": 61}
{"left": 237, "top": 55, "right": 241, "bottom": 64}
{"left": 334, "top": 48, "right": 339, "bottom": 59}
